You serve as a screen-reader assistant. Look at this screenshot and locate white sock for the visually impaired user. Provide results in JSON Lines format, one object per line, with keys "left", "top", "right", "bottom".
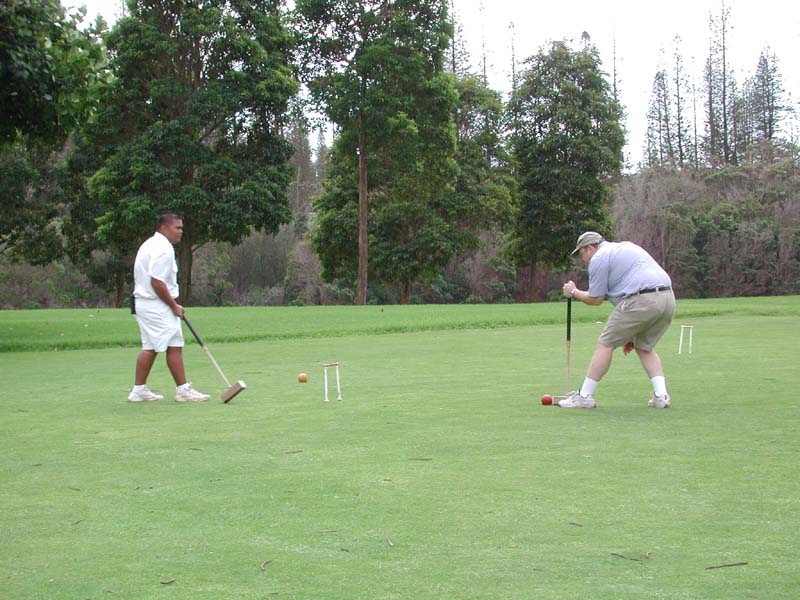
{"left": 580, "top": 378, "right": 599, "bottom": 397}
{"left": 177, "top": 382, "right": 190, "bottom": 391}
{"left": 133, "top": 384, "right": 147, "bottom": 392}
{"left": 651, "top": 376, "right": 668, "bottom": 396}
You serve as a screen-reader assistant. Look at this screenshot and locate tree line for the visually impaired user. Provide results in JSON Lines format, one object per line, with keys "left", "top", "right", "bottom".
{"left": 644, "top": 4, "right": 796, "bottom": 170}
{"left": 1, "top": 0, "right": 798, "bottom": 309}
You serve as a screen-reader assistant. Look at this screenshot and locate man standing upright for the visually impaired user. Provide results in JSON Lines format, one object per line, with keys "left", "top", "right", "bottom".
{"left": 128, "top": 213, "right": 210, "bottom": 403}
{"left": 560, "top": 232, "right": 675, "bottom": 409}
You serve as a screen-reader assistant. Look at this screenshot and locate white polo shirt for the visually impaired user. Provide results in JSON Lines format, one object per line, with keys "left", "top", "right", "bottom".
{"left": 133, "top": 231, "right": 179, "bottom": 300}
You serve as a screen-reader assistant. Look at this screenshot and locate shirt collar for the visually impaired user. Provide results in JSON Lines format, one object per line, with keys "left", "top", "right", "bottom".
{"left": 154, "top": 231, "right": 171, "bottom": 244}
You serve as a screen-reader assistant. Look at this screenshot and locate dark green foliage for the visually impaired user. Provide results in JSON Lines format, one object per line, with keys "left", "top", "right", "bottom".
{"left": 613, "top": 158, "right": 800, "bottom": 298}
{"left": 0, "top": 0, "right": 108, "bottom": 263}
{"left": 507, "top": 40, "right": 624, "bottom": 270}
{"left": 64, "top": 0, "right": 298, "bottom": 304}
{"left": 432, "top": 75, "right": 518, "bottom": 303}
{"left": 0, "top": 0, "right": 109, "bottom": 143}
{"left": 309, "top": 139, "right": 360, "bottom": 283}
{"left": 0, "top": 142, "right": 63, "bottom": 263}
{"left": 299, "top": 0, "right": 470, "bottom": 303}
{"left": 452, "top": 75, "right": 515, "bottom": 228}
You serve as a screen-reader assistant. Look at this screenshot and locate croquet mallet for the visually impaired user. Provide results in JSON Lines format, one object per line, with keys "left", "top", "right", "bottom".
{"left": 182, "top": 315, "right": 246, "bottom": 403}
{"left": 552, "top": 297, "right": 572, "bottom": 404}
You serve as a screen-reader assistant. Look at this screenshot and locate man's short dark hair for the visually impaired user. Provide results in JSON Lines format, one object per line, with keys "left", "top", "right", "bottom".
{"left": 157, "top": 213, "right": 182, "bottom": 228}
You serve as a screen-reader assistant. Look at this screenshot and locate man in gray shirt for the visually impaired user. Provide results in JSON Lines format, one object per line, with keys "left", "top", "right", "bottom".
{"left": 560, "top": 232, "right": 675, "bottom": 408}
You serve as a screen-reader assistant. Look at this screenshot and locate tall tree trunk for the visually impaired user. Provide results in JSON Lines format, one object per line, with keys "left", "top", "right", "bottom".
{"left": 720, "top": 5, "right": 730, "bottom": 164}
{"left": 514, "top": 264, "right": 536, "bottom": 302}
{"left": 514, "top": 264, "right": 556, "bottom": 302}
{"left": 400, "top": 280, "right": 411, "bottom": 304}
{"left": 357, "top": 125, "right": 369, "bottom": 305}
{"left": 706, "top": 54, "right": 717, "bottom": 166}
{"left": 177, "top": 239, "right": 193, "bottom": 306}
{"left": 114, "top": 271, "right": 125, "bottom": 308}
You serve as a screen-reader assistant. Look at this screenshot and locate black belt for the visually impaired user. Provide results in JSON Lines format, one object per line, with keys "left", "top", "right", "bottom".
{"left": 627, "top": 286, "right": 671, "bottom": 297}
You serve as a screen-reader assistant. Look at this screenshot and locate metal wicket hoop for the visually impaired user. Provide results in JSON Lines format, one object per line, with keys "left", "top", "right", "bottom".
{"left": 678, "top": 325, "right": 694, "bottom": 354}
{"left": 323, "top": 362, "right": 342, "bottom": 402}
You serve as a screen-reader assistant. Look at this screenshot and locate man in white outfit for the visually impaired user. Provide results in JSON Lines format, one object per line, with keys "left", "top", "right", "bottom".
{"left": 128, "top": 213, "right": 210, "bottom": 403}
{"left": 560, "top": 232, "right": 675, "bottom": 409}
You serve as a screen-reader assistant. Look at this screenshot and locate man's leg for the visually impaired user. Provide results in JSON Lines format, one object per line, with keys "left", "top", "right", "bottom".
{"left": 165, "top": 346, "right": 187, "bottom": 386}
{"left": 560, "top": 343, "right": 614, "bottom": 407}
{"left": 583, "top": 303, "right": 629, "bottom": 397}
{"left": 636, "top": 347, "right": 670, "bottom": 405}
{"left": 135, "top": 349, "right": 158, "bottom": 385}
{"left": 168, "top": 346, "right": 211, "bottom": 402}
{"left": 587, "top": 343, "right": 614, "bottom": 381}
{"left": 635, "top": 347, "right": 664, "bottom": 378}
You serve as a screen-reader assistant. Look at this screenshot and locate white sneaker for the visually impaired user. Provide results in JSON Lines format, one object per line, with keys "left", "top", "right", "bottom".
{"left": 558, "top": 390, "right": 596, "bottom": 408}
{"left": 648, "top": 393, "right": 671, "bottom": 408}
{"left": 128, "top": 387, "right": 164, "bottom": 402}
{"left": 175, "top": 383, "right": 210, "bottom": 402}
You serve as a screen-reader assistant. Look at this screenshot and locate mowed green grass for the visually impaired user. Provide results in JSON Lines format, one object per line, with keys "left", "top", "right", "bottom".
{"left": 1, "top": 298, "right": 799, "bottom": 599}
{"left": 1, "top": 295, "right": 797, "bottom": 352}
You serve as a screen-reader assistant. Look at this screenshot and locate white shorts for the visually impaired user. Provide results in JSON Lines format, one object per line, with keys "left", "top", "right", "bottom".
{"left": 135, "top": 298, "right": 184, "bottom": 352}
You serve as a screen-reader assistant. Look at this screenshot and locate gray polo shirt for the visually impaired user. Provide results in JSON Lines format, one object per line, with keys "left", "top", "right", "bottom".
{"left": 588, "top": 241, "right": 671, "bottom": 306}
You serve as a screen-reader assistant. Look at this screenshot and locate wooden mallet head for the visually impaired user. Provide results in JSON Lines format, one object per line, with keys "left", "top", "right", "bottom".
{"left": 222, "top": 380, "right": 247, "bottom": 403}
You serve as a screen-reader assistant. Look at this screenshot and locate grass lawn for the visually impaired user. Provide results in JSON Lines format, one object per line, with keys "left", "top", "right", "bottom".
{"left": 1, "top": 297, "right": 799, "bottom": 599}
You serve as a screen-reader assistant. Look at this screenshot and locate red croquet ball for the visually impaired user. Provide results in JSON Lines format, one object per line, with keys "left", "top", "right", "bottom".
{"left": 541, "top": 394, "right": 553, "bottom": 405}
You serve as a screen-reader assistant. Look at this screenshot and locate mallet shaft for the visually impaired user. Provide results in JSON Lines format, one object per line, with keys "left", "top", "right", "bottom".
{"left": 566, "top": 298, "right": 572, "bottom": 394}
{"left": 183, "top": 315, "right": 233, "bottom": 386}
{"left": 202, "top": 346, "right": 232, "bottom": 387}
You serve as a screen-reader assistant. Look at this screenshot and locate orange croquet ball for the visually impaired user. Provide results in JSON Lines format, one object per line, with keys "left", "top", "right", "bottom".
{"left": 298, "top": 373, "right": 308, "bottom": 383}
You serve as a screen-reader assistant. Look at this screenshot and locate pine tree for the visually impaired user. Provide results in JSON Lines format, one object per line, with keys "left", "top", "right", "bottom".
{"left": 704, "top": 2, "right": 737, "bottom": 166}
{"left": 752, "top": 50, "right": 785, "bottom": 146}
{"left": 645, "top": 65, "right": 675, "bottom": 168}
{"left": 672, "top": 36, "right": 692, "bottom": 167}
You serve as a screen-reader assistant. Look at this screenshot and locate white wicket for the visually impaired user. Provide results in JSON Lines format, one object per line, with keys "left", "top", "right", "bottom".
{"left": 678, "top": 325, "right": 694, "bottom": 354}
{"left": 323, "top": 362, "right": 342, "bottom": 402}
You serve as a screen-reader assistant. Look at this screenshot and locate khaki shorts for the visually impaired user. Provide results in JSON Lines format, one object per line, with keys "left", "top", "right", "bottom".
{"left": 598, "top": 291, "right": 675, "bottom": 351}
{"left": 135, "top": 298, "right": 184, "bottom": 352}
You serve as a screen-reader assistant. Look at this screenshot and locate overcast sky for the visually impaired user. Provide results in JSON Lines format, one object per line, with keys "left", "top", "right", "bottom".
{"left": 71, "top": 0, "right": 799, "bottom": 167}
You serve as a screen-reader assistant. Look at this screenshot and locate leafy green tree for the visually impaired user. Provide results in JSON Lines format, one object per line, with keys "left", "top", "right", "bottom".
{"left": 506, "top": 40, "right": 624, "bottom": 275}
{"left": 0, "top": 0, "right": 108, "bottom": 142}
{"left": 439, "top": 74, "right": 516, "bottom": 301}
{"left": 0, "top": 0, "right": 109, "bottom": 263}
{"left": 453, "top": 75, "right": 514, "bottom": 227}
{"left": 298, "top": 0, "right": 462, "bottom": 304}
{"left": 64, "top": 0, "right": 297, "bottom": 304}
{"left": 0, "top": 143, "right": 59, "bottom": 262}
{"left": 308, "top": 140, "right": 360, "bottom": 290}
